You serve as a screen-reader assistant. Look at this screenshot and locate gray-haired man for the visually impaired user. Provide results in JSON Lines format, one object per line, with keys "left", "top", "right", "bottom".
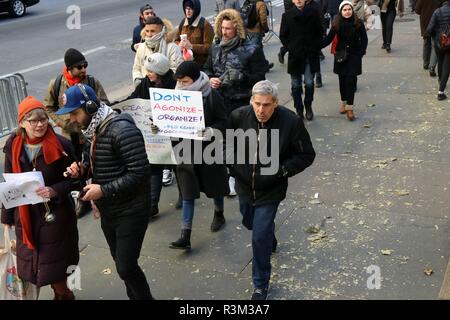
{"left": 227, "top": 80, "right": 316, "bottom": 300}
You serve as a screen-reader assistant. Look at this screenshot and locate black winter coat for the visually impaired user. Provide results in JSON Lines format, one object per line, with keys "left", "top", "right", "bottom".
{"left": 203, "top": 39, "right": 266, "bottom": 107}
{"left": 322, "top": 18, "right": 368, "bottom": 76}
{"left": 84, "top": 113, "right": 151, "bottom": 218}
{"left": 175, "top": 89, "right": 229, "bottom": 200}
{"left": 1, "top": 133, "right": 79, "bottom": 287}
{"left": 327, "top": 0, "right": 343, "bottom": 16}
{"left": 131, "top": 21, "right": 145, "bottom": 52}
{"left": 228, "top": 105, "right": 316, "bottom": 206}
{"left": 280, "top": 6, "right": 324, "bottom": 76}
{"left": 427, "top": 2, "right": 450, "bottom": 50}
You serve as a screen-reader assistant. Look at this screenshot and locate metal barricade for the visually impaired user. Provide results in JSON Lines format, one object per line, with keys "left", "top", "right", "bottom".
{"left": 0, "top": 73, "right": 28, "bottom": 138}
{"left": 263, "top": 0, "right": 281, "bottom": 44}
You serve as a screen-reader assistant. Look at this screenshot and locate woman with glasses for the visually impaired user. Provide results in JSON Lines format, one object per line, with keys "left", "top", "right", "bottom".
{"left": 1, "top": 96, "right": 79, "bottom": 300}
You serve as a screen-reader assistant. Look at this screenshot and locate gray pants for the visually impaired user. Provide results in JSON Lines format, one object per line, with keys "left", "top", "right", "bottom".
{"left": 423, "top": 36, "right": 437, "bottom": 70}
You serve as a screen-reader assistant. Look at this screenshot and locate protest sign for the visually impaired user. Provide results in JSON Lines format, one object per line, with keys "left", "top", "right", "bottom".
{"left": 149, "top": 88, "right": 205, "bottom": 140}
{"left": 113, "top": 98, "right": 176, "bottom": 164}
{"left": 0, "top": 172, "right": 45, "bottom": 209}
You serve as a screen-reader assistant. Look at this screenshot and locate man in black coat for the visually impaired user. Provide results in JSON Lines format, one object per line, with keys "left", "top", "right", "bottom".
{"left": 228, "top": 80, "right": 315, "bottom": 300}
{"left": 131, "top": 4, "right": 156, "bottom": 52}
{"left": 59, "top": 84, "right": 154, "bottom": 300}
{"left": 280, "top": 0, "right": 323, "bottom": 120}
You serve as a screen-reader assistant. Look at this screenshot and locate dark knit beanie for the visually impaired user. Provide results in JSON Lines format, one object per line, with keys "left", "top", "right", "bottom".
{"left": 64, "top": 48, "right": 86, "bottom": 68}
{"left": 174, "top": 61, "right": 201, "bottom": 81}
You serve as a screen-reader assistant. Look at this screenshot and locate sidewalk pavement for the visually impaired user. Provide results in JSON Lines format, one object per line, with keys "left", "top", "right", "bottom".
{"left": 2, "top": 11, "right": 450, "bottom": 300}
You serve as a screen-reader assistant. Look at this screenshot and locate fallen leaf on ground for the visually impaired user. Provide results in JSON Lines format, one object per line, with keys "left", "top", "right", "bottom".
{"left": 424, "top": 268, "right": 433, "bottom": 276}
{"left": 381, "top": 249, "right": 393, "bottom": 256}
{"left": 307, "top": 230, "right": 328, "bottom": 242}
{"left": 306, "top": 225, "right": 321, "bottom": 234}
{"left": 102, "top": 268, "right": 112, "bottom": 275}
{"left": 394, "top": 189, "right": 410, "bottom": 196}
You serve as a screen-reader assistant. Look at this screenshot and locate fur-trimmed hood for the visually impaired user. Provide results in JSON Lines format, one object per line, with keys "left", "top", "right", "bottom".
{"left": 214, "top": 9, "right": 246, "bottom": 40}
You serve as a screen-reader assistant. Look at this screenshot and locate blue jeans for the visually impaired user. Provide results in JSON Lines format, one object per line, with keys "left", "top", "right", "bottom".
{"left": 182, "top": 197, "right": 224, "bottom": 229}
{"left": 239, "top": 197, "right": 279, "bottom": 289}
{"left": 291, "top": 62, "right": 315, "bottom": 114}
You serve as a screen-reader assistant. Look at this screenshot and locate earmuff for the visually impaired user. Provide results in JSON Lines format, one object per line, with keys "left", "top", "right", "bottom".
{"left": 76, "top": 83, "right": 98, "bottom": 115}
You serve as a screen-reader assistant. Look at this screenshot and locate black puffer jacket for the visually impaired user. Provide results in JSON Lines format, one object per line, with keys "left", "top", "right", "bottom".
{"left": 228, "top": 105, "right": 316, "bottom": 206}
{"left": 427, "top": 1, "right": 450, "bottom": 49}
{"left": 85, "top": 113, "right": 151, "bottom": 218}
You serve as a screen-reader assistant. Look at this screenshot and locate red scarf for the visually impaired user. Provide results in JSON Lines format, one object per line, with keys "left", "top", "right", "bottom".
{"left": 63, "top": 66, "right": 82, "bottom": 87}
{"left": 11, "top": 128, "right": 64, "bottom": 250}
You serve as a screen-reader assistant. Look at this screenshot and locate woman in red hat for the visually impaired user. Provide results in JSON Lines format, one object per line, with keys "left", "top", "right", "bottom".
{"left": 1, "top": 96, "right": 79, "bottom": 300}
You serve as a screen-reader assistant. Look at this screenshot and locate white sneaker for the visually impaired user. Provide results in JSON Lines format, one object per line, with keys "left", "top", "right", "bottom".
{"left": 162, "top": 169, "right": 173, "bottom": 186}
{"left": 228, "top": 177, "right": 237, "bottom": 196}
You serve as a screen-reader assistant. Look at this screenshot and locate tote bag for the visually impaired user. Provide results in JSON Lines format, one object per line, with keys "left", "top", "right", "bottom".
{"left": 0, "top": 227, "right": 39, "bottom": 300}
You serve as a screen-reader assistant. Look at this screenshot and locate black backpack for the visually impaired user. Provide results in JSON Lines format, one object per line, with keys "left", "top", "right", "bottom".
{"left": 240, "top": 0, "right": 265, "bottom": 29}
{"left": 52, "top": 74, "right": 95, "bottom": 108}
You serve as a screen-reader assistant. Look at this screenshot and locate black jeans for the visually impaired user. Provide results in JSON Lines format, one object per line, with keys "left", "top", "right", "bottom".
{"left": 381, "top": 9, "right": 396, "bottom": 45}
{"left": 437, "top": 49, "right": 450, "bottom": 92}
{"left": 101, "top": 214, "right": 152, "bottom": 300}
{"left": 338, "top": 75, "right": 358, "bottom": 105}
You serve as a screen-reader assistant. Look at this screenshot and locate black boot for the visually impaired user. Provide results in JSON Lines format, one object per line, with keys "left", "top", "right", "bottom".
{"left": 149, "top": 205, "right": 159, "bottom": 219}
{"left": 305, "top": 104, "right": 314, "bottom": 121}
{"left": 386, "top": 43, "right": 391, "bottom": 53}
{"left": 169, "top": 229, "right": 191, "bottom": 250}
{"left": 315, "top": 73, "right": 323, "bottom": 88}
{"left": 210, "top": 210, "right": 226, "bottom": 232}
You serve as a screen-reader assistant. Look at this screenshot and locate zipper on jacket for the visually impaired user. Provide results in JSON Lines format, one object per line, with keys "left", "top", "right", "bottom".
{"left": 252, "top": 122, "right": 264, "bottom": 203}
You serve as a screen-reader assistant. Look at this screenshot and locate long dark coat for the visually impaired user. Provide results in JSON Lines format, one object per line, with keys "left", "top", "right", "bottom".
{"left": 322, "top": 19, "right": 368, "bottom": 76}
{"left": 280, "top": 6, "right": 324, "bottom": 76}
{"left": 1, "top": 133, "right": 79, "bottom": 288}
{"left": 175, "top": 89, "right": 229, "bottom": 200}
{"left": 415, "top": 0, "right": 442, "bottom": 37}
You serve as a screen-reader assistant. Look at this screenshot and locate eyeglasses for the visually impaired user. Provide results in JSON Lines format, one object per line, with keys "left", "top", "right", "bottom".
{"left": 73, "top": 62, "right": 88, "bottom": 70}
{"left": 27, "top": 118, "right": 48, "bottom": 126}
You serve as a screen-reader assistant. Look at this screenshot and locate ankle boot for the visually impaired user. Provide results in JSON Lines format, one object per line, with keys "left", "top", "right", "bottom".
{"left": 339, "top": 101, "right": 347, "bottom": 114}
{"left": 210, "top": 210, "right": 226, "bottom": 232}
{"left": 169, "top": 229, "right": 191, "bottom": 250}
{"left": 304, "top": 104, "right": 314, "bottom": 121}
{"left": 346, "top": 105, "right": 355, "bottom": 121}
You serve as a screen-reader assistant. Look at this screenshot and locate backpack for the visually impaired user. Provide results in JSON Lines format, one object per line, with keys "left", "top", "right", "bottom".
{"left": 240, "top": 0, "right": 266, "bottom": 29}
{"left": 52, "top": 74, "right": 95, "bottom": 108}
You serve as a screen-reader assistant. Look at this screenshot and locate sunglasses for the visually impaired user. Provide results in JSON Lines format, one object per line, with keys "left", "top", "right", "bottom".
{"left": 73, "top": 62, "right": 88, "bottom": 70}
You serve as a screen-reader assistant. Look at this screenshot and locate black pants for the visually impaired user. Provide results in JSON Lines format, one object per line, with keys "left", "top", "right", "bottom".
{"left": 338, "top": 75, "right": 358, "bottom": 105}
{"left": 101, "top": 214, "right": 152, "bottom": 300}
{"left": 437, "top": 49, "right": 450, "bottom": 92}
{"left": 150, "top": 164, "right": 164, "bottom": 206}
{"left": 381, "top": 9, "right": 396, "bottom": 45}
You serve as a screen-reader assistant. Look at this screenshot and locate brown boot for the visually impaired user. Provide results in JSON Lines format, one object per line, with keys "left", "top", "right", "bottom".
{"left": 339, "top": 101, "right": 346, "bottom": 114}
{"left": 345, "top": 105, "right": 355, "bottom": 121}
{"left": 51, "top": 281, "right": 75, "bottom": 300}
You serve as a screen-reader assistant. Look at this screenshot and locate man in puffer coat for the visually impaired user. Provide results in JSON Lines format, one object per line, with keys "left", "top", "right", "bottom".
{"left": 59, "top": 84, "right": 154, "bottom": 300}
{"left": 204, "top": 8, "right": 267, "bottom": 116}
